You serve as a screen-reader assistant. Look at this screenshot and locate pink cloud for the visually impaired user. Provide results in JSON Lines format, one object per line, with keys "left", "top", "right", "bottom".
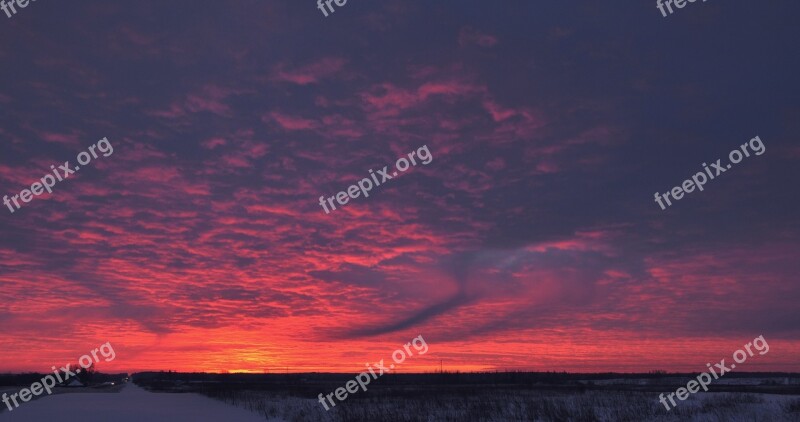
{"left": 360, "top": 83, "right": 420, "bottom": 112}
{"left": 319, "top": 115, "right": 365, "bottom": 139}
{"left": 418, "top": 80, "right": 482, "bottom": 99}
{"left": 272, "top": 58, "right": 346, "bottom": 85}
{"left": 483, "top": 100, "right": 517, "bottom": 122}
{"left": 265, "top": 112, "right": 318, "bottom": 131}
{"left": 150, "top": 85, "right": 244, "bottom": 118}
{"left": 360, "top": 80, "right": 484, "bottom": 117}
{"left": 39, "top": 131, "right": 82, "bottom": 147}
{"left": 185, "top": 94, "right": 230, "bottom": 115}
{"left": 485, "top": 157, "right": 506, "bottom": 171}
{"left": 221, "top": 154, "right": 251, "bottom": 168}
{"left": 202, "top": 138, "right": 227, "bottom": 149}
{"left": 459, "top": 27, "right": 499, "bottom": 47}
{"left": 535, "top": 161, "right": 559, "bottom": 174}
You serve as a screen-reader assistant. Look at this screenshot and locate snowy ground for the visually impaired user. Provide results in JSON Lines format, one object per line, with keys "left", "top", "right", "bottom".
{"left": 5, "top": 382, "right": 797, "bottom": 421}
{"left": 206, "top": 389, "right": 800, "bottom": 421}
{"left": 0, "top": 383, "right": 273, "bottom": 422}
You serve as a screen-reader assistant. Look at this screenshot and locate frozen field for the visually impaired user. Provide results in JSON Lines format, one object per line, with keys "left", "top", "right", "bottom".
{"left": 3, "top": 378, "right": 798, "bottom": 421}
{"left": 0, "top": 383, "right": 268, "bottom": 422}
{"left": 206, "top": 389, "right": 800, "bottom": 422}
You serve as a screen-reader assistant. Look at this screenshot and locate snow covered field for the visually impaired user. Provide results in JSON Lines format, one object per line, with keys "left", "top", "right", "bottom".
{"left": 0, "top": 383, "right": 270, "bottom": 422}
{"left": 3, "top": 381, "right": 798, "bottom": 421}
{"left": 207, "top": 389, "right": 800, "bottom": 421}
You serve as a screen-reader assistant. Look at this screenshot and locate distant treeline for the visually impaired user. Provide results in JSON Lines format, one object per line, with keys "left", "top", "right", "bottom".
{"left": 133, "top": 370, "right": 800, "bottom": 384}
{"left": 132, "top": 370, "right": 800, "bottom": 397}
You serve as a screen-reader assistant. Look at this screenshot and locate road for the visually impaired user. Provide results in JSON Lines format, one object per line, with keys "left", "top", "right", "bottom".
{"left": 0, "top": 383, "right": 270, "bottom": 422}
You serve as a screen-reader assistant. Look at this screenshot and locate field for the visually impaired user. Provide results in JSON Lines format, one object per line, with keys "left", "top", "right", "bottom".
{"left": 135, "top": 372, "right": 800, "bottom": 421}
{"left": 205, "top": 390, "right": 800, "bottom": 421}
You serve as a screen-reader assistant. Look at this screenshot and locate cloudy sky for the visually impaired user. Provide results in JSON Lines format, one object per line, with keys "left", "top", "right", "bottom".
{"left": 1, "top": 0, "right": 798, "bottom": 373}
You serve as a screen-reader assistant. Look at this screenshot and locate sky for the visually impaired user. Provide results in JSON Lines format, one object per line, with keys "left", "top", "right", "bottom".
{"left": 0, "top": 0, "right": 798, "bottom": 374}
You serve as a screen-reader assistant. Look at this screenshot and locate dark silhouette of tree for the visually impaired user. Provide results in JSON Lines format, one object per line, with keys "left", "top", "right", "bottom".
{"left": 76, "top": 362, "right": 96, "bottom": 385}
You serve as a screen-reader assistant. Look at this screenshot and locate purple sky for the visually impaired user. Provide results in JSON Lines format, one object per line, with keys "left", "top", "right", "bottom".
{"left": 0, "top": 0, "right": 798, "bottom": 373}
